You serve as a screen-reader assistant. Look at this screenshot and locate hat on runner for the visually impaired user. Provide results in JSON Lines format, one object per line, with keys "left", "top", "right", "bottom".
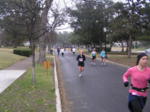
{"left": 136, "top": 53, "right": 148, "bottom": 65}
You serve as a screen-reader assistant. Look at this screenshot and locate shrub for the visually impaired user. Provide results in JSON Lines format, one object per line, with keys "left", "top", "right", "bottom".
{"left": 96, "top": 47, "right": 111, "bottom": 52}
{"left": 13, "top": 48, "right": 32, "bottom": 57}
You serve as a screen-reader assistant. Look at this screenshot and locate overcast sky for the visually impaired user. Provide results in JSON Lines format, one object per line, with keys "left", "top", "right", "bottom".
{"left": 52, "top": 0, "right": 125, "bottom": 32}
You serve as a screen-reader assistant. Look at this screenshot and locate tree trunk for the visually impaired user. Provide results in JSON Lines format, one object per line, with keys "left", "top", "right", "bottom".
{"left": 38, "top": 0, "right": 53, "bottom": 63}
{"left": 31, "top": 40, "right": 36, "bottom": 84}
{"left": 121, "top": 40, "right": 124, "bottom": 52}
{"left": 128, "top": 35, "right": 132, "bottom": 58}
{"left": 126, "top": 40, "right": 128, "bottom": 53}
{"left": 39, "top": 39, "right": 46, "bottom": 63}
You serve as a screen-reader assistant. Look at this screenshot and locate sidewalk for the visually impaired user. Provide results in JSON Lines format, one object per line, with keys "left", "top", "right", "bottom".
{"left": 0, "top": 57, "right": 33, "bottom": 93}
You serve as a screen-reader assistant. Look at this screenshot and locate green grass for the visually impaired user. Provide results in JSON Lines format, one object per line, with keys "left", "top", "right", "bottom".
{"left": 0, "top": 62, "right": 56, "bottom": 112}
{"left": 0, "top": 48, "right": 26, "bottom": 69}
{"left": 108, "top": 54, "right": 150, "bottom": 67}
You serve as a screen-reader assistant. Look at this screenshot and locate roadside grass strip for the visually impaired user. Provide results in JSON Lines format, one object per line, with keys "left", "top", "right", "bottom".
{"left": 0, "top": 48, "right": 26, "bottom": 69}
{"left": 0, "top": 64, "right": 56, "bottom": 112}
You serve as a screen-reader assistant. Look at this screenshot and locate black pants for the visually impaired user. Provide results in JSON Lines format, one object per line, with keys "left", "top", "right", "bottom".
{"left": 128, "top": 93, "right": 147, "bottom": 112}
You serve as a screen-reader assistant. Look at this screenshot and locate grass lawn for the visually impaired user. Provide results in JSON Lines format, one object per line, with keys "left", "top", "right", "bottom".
{"left": 0, "top": 48, "right": 26, "bottom": 69}
{"left": 0, "top": 61, "right": 56, "bottom": 112}
{"left": 108, "top": 54, "right": 150, "bottom": 67}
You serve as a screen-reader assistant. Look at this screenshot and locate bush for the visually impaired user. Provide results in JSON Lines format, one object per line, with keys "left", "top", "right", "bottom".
{"left": 13, "top": 48, "right": 32, "bottom": 57}
{"left": 96, "top": 47, "right": 111, "bottom": 52}
{"left": 105, "top": 47, "right": 111, "bottom": 52}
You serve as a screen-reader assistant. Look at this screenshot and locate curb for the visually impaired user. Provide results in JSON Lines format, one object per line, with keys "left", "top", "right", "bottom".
{"left": 54, "top": 57, "right": 62, "bottom": 112}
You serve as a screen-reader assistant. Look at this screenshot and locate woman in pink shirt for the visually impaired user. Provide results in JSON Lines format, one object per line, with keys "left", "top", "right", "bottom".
{"left": 123, "top": 53, "right": 150, "bottom": 112}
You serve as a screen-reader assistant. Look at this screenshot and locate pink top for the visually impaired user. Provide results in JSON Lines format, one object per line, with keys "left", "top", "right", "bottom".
{"left": 123, "top": 66, "right": 150, "bottom": 97}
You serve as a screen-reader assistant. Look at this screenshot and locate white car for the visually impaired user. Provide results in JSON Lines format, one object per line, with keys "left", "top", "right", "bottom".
{"left": 145, "top": 48, "right": 150, "bottom": 56}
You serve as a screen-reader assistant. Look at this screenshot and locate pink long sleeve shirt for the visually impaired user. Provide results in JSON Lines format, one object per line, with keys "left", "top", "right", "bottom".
{"left": 123, "top": 66, "right": 150, "bottom": 97}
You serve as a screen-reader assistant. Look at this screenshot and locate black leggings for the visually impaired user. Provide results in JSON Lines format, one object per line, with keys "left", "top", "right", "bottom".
{"left": 128, "top": 93, "right": 147, "bottom": 112}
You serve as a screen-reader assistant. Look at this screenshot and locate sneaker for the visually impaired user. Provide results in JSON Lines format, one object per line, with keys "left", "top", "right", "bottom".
{"left": 78, "top": 73, "right": 82, "bottom": 77}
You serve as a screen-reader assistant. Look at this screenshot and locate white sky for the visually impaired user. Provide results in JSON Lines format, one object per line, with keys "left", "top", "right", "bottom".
{"left": 52, "top": 0, "right": 125, "bottom": 33}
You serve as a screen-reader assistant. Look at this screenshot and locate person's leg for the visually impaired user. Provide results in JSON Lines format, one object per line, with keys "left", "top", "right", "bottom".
{"left": 139, "top": 96, "right": 147, "bottom": 110}
{"left": 79, "top": 66, "right": 82, "bottom": 72}
{"left": 128, "top": 94, "right": 142, "bottom": 112}
{"left": 103, "top": 58, "right": 106, "bottom": 65}
{"left": 130, "top": 100, "right": 142, "bottom": 112}
{"left": 93, "top": 58, "right": 96, "bottom": 65}
{"left": 78, "top": 66, "right": 84, "bottom": 77}
{"left": 81, "top": 67, "right": 84, "bottom": 72}
{"left": 92, "top": 57, "right": 94, "bottom": 64}
{"left": 101, "top": 57, "right": 104, "bottom": 65}
{"left": 78, "top": 66, "right": 82, "bottom": 77}
{"left": 62, "top": 53, "right": 64, "bottom": 56}
{"left": 94, "top": 56, "right": 96, "bottom": 65}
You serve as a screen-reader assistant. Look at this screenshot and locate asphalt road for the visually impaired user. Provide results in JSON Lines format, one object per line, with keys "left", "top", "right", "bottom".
{"left": 58, "top": 51, "right": 150, "bottom": 112}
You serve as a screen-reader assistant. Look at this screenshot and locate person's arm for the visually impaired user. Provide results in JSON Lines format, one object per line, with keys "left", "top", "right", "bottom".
{"left": 148, "top": 70, "right": 150, "bottom": 83}
{"left": 122, "top": 69, "right": 132, "bottom": 87}
{"left": 76, "top": 55, "right": 79, "bottom": 61}
{"left": 82, "top": 55, "right": 86, "bottom": 61}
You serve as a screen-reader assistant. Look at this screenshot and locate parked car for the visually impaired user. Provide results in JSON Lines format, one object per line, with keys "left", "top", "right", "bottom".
{"left": 145, "top": 48, "right": 150, "bottom": 56}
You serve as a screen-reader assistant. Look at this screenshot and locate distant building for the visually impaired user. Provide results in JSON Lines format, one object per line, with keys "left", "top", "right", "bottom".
{"left": 23, "top": 41, "right": 30, "bottom": 47}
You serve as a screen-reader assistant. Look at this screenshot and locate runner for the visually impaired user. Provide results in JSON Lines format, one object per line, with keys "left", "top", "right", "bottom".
{"left": 76, "top": 50, "right": 86, "bottom": 77}
{"left": 60, "top": 48, "right": 64, "bottom": 56}
{"left": 72, "top": 47, "right": 76, "bottom": 55}
{"left": 91, "top": 48, "right": 97, "bottom": 65}
{"left": 122, "top": 53, "right": 150, "bottom": 112}
{"left": 100, "top": 48, "right": 106, "bottom": 65}
{"left": 57, "top": 47, "right": 60, "bottom": 56}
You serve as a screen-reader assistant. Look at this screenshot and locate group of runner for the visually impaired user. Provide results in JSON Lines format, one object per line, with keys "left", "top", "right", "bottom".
{"left": 76, "top": 48, "right": 150, "bottom": 112}
{"left": 57, "top": 47, "right": 150, "bottom": 112}
{"left": 57, "top": 47, "right": 107, "bottom": 77}
{"left": 76, "top": 48, "right": 107, "bottom": 77}
{"left": 57, "top": 47, "right": 65, "bottom": 56}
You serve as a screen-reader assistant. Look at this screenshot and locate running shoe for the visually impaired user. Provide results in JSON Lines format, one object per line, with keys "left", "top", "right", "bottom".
{"left": 78, "top": 73, "right": 82, "bottom": 77}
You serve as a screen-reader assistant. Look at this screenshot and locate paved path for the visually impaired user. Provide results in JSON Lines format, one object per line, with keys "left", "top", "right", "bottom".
{"left": 58, "top": 51, "right": 150, "bottom": 112}
{"left": 0, "top": 57, "right": 32, "bottom": 93}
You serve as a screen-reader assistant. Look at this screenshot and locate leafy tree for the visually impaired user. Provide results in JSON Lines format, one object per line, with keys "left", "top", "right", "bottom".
{"left": 68, "top": 0, "right": 114, "bottom": 48}
{"left": 38, "top": 2, "right": 66, "bottom": 63}
{"left": 124, "top": 0, "right": 150, "bottom": 57}
{"left": 0, "top": 0, "right": 50, "bottom": 84}
{"left": 110, "top": 0, "right": 150, "bottom": 57}
{"left": 109, "top": 2, "right": 129, "bottom": 52}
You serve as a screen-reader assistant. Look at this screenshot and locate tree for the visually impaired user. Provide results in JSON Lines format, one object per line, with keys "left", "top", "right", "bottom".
{"left": 38, "top": 0, "right": 66, "bottom": 63}
{"left": 137, "top": 1, "right": 150, "bottom": 41}
{"left": 68, "top": 0, "right": 114, "bottom": 48}
{"left": 110, "top": 0, "right": 149, "bottom": 57}
{"left": 124, "top": 0, "right": 149, "bottom": 57}
{"left": 109, "top": 2, "right": 129, "bottom": 52}
{"left": 0, "top": 0, "right": 50, "bottom": 84}
{"left": 0, "top": 15, "right": 27, "bottom": 47}
{"left": 38, "top": 0, "right": 53, "bottom": 64}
